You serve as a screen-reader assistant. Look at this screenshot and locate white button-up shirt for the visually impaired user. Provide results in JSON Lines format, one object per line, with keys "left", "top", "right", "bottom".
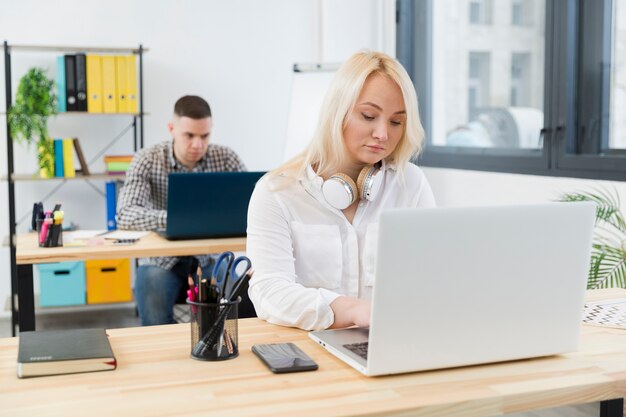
{"left": 246, "top": 162, "right": 436, "bottom": 330}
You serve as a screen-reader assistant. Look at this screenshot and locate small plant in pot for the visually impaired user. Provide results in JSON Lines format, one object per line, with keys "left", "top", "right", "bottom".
{"left": 8, "top": 67, "right": 57, "bottom": 178}
{"left": 561, "top": 188, "right": 626, "bottom": 289}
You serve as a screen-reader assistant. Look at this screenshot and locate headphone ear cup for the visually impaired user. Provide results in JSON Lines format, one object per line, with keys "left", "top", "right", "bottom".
{"left": 356, "top": 165, "right": 383, "bottom": 201}
{"left": 322, "top": 173, "right": 357, "bottom": 210}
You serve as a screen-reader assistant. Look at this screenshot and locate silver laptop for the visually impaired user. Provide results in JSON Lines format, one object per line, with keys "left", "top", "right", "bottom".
{"left": 309, "top": 202, "right": 596, "bottom": 376}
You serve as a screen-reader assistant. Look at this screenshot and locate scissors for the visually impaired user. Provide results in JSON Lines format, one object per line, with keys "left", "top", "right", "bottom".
{"left": 212, "top": 252, "right": 235, "bottom": 296}
{"left": 225, "top": 256, "right": 252, "bottom": 300}
{"left": 212, "top": 251, "right": 252, "bottom": 300}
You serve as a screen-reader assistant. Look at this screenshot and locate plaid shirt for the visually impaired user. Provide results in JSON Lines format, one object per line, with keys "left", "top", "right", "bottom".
{"left": 116, "top": 140, "right": 246, "bottom": 270}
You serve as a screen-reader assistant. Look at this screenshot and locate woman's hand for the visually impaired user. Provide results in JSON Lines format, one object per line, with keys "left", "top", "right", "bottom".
{"left": 329, "top": 296, "right": 371, "bottom": 329}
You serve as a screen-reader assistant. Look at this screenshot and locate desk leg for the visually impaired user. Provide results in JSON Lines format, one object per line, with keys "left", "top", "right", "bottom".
{"left": 600, "top": 399, "right": 623, "bottom": 417}
{"left": 17, "top": 264, "right": 35, "bottom": 332}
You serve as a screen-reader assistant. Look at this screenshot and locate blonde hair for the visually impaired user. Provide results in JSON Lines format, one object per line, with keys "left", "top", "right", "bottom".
{"left": 269, "top": 50, "right": 424, "bottom": 184}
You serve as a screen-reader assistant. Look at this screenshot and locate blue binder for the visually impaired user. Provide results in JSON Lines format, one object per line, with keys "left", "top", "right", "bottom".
{"left": 53, "top": 138, "right": 64, "bottom": 177}
{"left": 105, "top": 181, "right": 117, "bottom": 230}
{"left": 56, "top": 56, "right": 66, "bottom": 112}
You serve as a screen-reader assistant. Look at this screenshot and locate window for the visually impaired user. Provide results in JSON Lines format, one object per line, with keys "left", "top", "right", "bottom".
{"left": 469, "top": 0, "right": 492, "bottom": 25}
{"left": 610, "top": 0, "right": 626, "bottom": 150}
{"left": 397, "top": 0, "right": 626, "bottom": 180}
{"left": 511, "top": 0, "right": 534, "bottom": 26}
{"left": 512, "top": 1, "right": 524, "bottom": 26}
{"left": 467, "top": 52, "right": 490, "bottom": 123}
{"left": 510, "top": 52, "right": 531, "bottom": 107}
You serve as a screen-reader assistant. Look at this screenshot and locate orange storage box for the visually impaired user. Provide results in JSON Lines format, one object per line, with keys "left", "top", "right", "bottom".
{"left": 85, "top": 259, "right": 132, "bottom": 304}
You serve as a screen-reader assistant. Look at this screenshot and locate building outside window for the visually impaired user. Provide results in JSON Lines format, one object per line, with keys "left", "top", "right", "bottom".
{"left": 397, "top": 0, "right": 626, "bottom": 180}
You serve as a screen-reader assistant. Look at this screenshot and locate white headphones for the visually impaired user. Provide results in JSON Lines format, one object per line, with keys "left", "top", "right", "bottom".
{"left": 322, "top": 164, "right": 384, "bottom": 210}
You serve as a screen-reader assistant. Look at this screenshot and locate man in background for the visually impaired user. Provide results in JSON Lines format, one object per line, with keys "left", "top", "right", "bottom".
{"left": 117, "top": 95, "right": 246, "bottom": 325}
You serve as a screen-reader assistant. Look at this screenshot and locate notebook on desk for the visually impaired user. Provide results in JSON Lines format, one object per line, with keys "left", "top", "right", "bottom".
{"left": 159, "top": 171, "right": 265, "bottom": 240}
{"left": 309, "top": 202, "right": 596, "bottom": 376}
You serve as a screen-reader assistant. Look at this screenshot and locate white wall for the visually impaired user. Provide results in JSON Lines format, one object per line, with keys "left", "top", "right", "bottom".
{"left": 425, "top": 168, "right": 626, "bottom": 208}
{"left": 0, "top": 0, "right": 394, "bottom": 318}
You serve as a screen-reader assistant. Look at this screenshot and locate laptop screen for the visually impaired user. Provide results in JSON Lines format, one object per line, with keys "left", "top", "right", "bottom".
{"left": 165, "top": 171, "right": 265, "bottom": 240}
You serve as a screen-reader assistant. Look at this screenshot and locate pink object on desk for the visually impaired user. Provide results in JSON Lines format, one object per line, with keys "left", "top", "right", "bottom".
{"left": 39, "top": 218, "right": 53, "bottom": 245}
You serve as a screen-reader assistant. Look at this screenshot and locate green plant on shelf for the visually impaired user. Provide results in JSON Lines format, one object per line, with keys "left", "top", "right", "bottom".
{"left": 560, "top": 188, "right": 626, "bottom": 289}
{"left": 7, "top": 67, "right": 57, "bottom": 178}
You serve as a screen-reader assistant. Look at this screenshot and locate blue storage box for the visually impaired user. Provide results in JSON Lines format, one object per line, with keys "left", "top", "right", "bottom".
{"left": 38, "top": 261, "right": 86, "bottom": 307}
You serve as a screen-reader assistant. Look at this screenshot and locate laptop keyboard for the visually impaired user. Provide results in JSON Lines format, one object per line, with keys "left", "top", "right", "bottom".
{"left": 343, "top": 342, "right": 369, "bottom": 360}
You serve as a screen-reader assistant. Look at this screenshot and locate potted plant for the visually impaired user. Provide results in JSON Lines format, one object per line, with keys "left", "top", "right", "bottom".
{"left": 561, "top": 188, "right": 626, "bottom": 289}
{"left": 7, "top": 67, "right": 57, "bottom": 178}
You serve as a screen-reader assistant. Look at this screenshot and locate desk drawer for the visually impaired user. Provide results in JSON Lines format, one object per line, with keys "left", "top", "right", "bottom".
{"left": 38, "top": 261, "right": 86, "bottom": 307}
{"left": 85, "top": 259, "right": 132, "bottom": 304}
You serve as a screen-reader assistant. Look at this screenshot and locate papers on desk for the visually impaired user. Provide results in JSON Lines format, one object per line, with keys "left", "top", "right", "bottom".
{"left": 583, "top": 298, "right": 626, "bottom": 329}
{"left": 64, "top": 230, "right": 107, "bottom": 240}
{"left": 102, "top": 230, "right": 150, "bottom": 240}
{"left": 63, "top": 230, "right": 108, "bottom": 247}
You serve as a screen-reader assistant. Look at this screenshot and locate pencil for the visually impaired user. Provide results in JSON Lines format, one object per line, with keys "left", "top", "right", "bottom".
{"left": 187, "top": 274, "right": 195, "bottom": 289}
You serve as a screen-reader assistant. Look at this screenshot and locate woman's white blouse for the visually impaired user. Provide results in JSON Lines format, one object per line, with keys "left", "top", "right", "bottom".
{"left": 246, "top": 162, "right": 436, "bottom": 330}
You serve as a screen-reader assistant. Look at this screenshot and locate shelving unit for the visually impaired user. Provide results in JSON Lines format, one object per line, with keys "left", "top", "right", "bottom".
{"left": 3, "top": 41, "right": 146, "bottom": 336}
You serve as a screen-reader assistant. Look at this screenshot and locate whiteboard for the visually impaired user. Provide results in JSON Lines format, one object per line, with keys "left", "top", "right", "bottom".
{"left": 283, "top": 71, "right": 335, "bottom": 162}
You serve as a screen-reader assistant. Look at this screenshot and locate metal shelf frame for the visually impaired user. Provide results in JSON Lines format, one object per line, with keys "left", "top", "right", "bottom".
{"left": 3, "top": 41, "right": 145, "bottom": 336}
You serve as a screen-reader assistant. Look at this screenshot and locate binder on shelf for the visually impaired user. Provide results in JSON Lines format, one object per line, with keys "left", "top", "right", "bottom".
{"left": 75, "top": 53, "right": 87, "bottom": 112}
{"left": 56, "top": 56, "right": 66, "bottom": 113}
{"left": 62, "top": 138, "right": 76, "bottom": 178}
{"left": 86, "top": 55, "right": 103, "bottom": 113}
{"left": 53, "top": 138, "right": 64, "bottom": 177}
{"left": 101, "top": 55, "right": 117, "bottom": 113}
{"left": 64, "top": 54, "right": 77, "bottom": 111}
{"left": 126, "top": 54, "right": 138, "bottom": 113}
{"left": 115, "top": 55, "right": 128, "bottom": 113}
{"left": 72, "top": 138, "right": 90, "bottom": 176}
{"left": 105, "top": 181, "right": 117, "bottom": 230}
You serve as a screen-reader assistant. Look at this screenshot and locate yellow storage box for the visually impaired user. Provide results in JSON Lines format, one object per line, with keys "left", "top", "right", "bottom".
{"left": 85, "top": 259, "right": 132, "bottom": 304}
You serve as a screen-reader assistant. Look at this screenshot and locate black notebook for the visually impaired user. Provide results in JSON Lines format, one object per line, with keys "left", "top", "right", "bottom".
{"left": 17, "top": 328, "right": 117, "bottom": 378}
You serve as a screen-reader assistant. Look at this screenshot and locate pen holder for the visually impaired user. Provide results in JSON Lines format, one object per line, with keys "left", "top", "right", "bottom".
{"left": 36, "top": 218, "right": 63, "bottom": 248}
{"left": 187, "top": 297, "right": 240, "bottom": 361}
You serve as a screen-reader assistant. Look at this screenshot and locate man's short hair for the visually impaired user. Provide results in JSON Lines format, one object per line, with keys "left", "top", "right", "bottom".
{"left": 173, "top": 95, "right": 212, "bottom": 119}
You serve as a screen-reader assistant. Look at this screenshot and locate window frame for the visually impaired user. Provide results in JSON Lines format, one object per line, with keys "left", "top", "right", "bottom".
{"left": 397, "top": 0, "right": 626, "bottom": 181}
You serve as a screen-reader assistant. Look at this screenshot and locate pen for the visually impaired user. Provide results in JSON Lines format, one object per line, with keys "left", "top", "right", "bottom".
{"left": 194, "top": 269, "right": 254, "bottom": 356}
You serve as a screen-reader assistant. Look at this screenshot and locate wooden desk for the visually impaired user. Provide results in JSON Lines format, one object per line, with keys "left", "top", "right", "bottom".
{"left": 1, "top": 290, "right": 625, "bottom": 417}
{"left": 14, "top": 232, "right": 246, "bottom": 332}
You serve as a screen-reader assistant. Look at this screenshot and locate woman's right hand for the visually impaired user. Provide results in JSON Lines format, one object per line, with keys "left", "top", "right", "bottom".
{"left": 329, "top": 296, "right": 371, "bottom": 329}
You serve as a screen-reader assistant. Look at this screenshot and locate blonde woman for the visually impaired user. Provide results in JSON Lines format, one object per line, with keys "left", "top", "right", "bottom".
{"left": 247, "top": 51, "right": 436, "bottom": 331}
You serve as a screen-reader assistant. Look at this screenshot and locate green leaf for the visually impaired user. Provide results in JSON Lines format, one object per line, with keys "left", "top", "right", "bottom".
{"left": 7, "top": 67, "right": 57, "bottom": 145}
{"left": 560, "top": 187, "right": 626, "bottom": 289}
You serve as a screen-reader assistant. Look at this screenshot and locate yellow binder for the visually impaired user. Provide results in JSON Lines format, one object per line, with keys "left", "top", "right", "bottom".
{"left": 62, "top": 138, "right": 76, "bottom": 178}
{"left": 101, "top": 55, "right": 117, "bottom": 113}
{"left": 115, "top": 55, "right": 128, "bottom": 113}
{"left": 86, "top": 55, "right": 103, "bottom": 113}
{"left": 125, "top": 54, "right": 138, "bottom": 114}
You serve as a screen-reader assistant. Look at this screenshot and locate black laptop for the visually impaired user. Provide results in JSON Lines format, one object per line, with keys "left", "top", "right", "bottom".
{"left": 160, "top": 171, "right": 265, "bottom": 240}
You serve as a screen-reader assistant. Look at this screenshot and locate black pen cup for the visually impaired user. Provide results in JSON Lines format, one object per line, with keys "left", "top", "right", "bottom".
{"left": 187, "top": 297, "right": 240, "bottom": 361}
{"left": 35, "top": 218, "right": 63, "bottom": 248}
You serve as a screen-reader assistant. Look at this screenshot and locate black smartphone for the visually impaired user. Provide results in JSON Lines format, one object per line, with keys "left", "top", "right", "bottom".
{"left": 252, "top": 343, "right": 318, "bottom": 373}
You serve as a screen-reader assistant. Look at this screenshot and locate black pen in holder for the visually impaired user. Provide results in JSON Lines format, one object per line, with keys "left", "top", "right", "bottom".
{"left": 187, "top": 297, "right": 240, "bottom": 361}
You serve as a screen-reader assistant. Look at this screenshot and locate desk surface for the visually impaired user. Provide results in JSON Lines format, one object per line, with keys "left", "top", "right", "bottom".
{"left": 2, "top": 289, "right": 626, "bottom": 417}
{"left": 16, "top": 232, "right": 246, "bottom": 264}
